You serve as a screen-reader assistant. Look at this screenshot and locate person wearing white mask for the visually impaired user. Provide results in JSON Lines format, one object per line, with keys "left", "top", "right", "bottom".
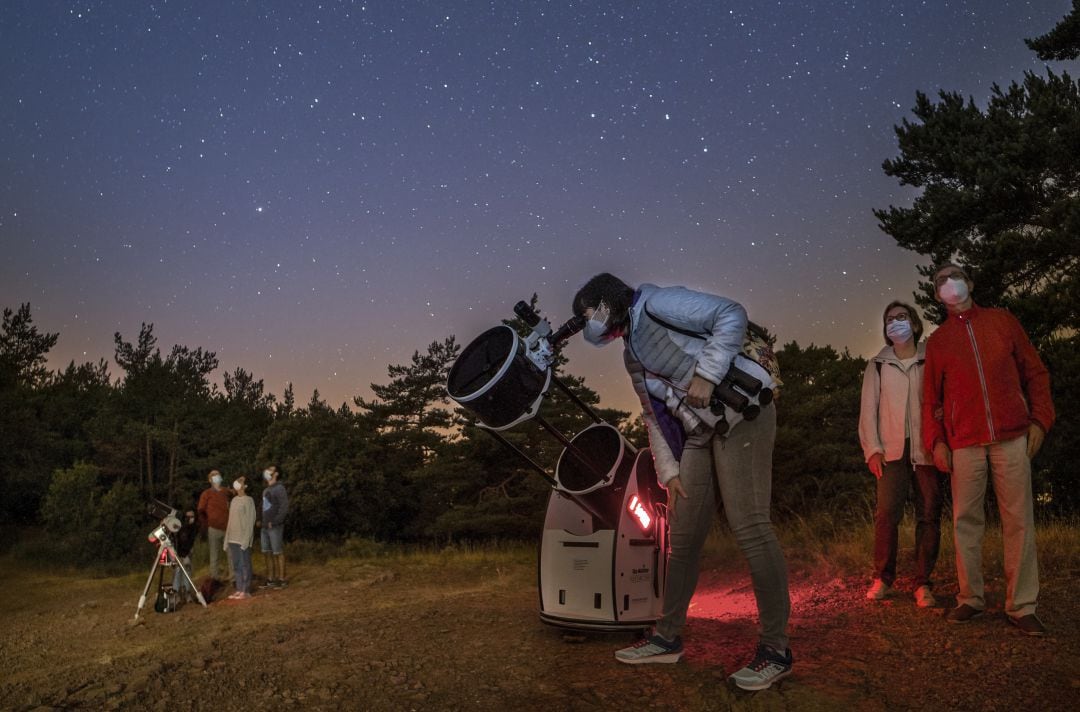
{"left": 922, "top": 264, "right": 1055, "bottom": 635}
{"left": 858, "top": 302, "right": 943, "bottom": 608}
{"left": 258, "top": 465, "right": 289, "bottom": 589}
{"left": 572, "top": 273, "right": 792, "bottom": 692}
{"left": 224, "top": 476, "right": 256, "bottom": 600}
{"left": 197, "top": 469, "right": 232, "bottom": 582}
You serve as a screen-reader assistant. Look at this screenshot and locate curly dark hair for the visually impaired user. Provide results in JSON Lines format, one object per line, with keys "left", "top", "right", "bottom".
{"left": 572, "top": 273, "right": 635, "bottom": 334}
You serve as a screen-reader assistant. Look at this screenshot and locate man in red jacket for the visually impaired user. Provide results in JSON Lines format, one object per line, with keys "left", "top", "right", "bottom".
{"left": 197, "top": 470, "right": 232, "bottom": 582}
{"left": 922, "top": 264, "right": 1055, "bottom": 636}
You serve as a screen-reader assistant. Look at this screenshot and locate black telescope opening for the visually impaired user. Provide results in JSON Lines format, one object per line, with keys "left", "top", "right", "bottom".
{"left": 556, "top": 424, "right": 623, "bottom": 494}
{"left": 447, "top": 325, "right": 549, "bottom": 429}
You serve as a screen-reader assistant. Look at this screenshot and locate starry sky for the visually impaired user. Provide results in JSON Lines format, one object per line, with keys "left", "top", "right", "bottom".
{"left": 0, "top": 1, "right": 1067, "bottom": 415}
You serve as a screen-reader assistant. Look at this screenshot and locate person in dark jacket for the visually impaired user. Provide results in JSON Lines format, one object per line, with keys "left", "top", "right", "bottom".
{"left": 922, "top": 264, "right": 1055, "bottom": 635}
{"left": 172, "top": 509, "right": 199, "bottom": 601}
{"left": 573, "top": 273, "right": 792, "bottom": 692}
{"left": 259, "top": 465, "right": 290, "bottom": 588}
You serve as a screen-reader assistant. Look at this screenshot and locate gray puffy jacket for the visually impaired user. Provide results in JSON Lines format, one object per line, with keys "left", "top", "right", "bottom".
{"left": 623, "top": 283, "right": 775, "bottom": 485}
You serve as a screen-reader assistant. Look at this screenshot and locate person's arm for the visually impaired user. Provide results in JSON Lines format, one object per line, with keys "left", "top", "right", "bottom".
{"left": 1006, "top": 314, "right": 1054, "bottom": 459}
{"left": 921, "top": 342, "right": 951, "bottom": 472}
{"left": 624, "top": 346, "right": 680, "bottom": 486}
{"left": 243, "top": 499, "right": 257, "bottom": 549}
{"left": 645, "top": 286, "right": 747, "bottom": 387}
{"left": 265, "top": 488, "right": 286, "bottom": 528}
{"left": 274, "top": 487, "right": 289, "bottom": 526}
{"left": 1009, "top": 313, "right": 1055, "bottom": 434}
{"left": 196, "top": 490, "right": 209, "bottom": 532}
{"left": 858, "top": 360, "right": 885, "bottom": 477}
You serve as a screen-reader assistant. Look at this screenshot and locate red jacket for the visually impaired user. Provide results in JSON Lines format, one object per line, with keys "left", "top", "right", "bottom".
{"left": 197, "top": 487, "right": 231, "bottom": 531}
{"left": 922, "top": 304, "right": 1054, "bottom": 452}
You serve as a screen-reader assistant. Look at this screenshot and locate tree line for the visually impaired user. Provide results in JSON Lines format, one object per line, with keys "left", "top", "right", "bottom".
{"left": 3, "top": 292, "right": 1074, "bottom": 567}
{"left": 0, "top": 301, "right": 875, "bottom": 563}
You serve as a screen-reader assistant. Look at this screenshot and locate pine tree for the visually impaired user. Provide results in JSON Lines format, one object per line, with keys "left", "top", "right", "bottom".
{"left": 1026, "top": 0, "right": 1080, "bottom": 61}
{"left": 876, "top": 15, "right": 1080, "bottom": 512}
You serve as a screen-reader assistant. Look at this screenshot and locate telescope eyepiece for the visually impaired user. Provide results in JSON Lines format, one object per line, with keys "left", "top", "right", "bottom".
{"left": 514, "top": 301, "right": 541, "bottom": 327}
{"left": 548, "top": 315, "right": 587, "bottom": 345}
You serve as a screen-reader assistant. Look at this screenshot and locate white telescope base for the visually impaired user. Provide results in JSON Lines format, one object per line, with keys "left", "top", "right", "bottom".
{"left": 538, "top": 449, "right": 667, "bottom": 632}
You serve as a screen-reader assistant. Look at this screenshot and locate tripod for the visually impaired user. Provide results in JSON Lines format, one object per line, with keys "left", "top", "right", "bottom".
{"left": 134, "top": 532, "right": 207, "bottom": 620}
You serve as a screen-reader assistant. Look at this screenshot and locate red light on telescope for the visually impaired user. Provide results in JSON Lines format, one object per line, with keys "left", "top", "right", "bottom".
{"left": 627, "top": 495, "right": 652, "bottom": 531}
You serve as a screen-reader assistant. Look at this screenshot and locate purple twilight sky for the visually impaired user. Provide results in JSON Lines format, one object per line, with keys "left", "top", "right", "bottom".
{"left": 1, "top": 1, "right": 1068, "bottom": 415}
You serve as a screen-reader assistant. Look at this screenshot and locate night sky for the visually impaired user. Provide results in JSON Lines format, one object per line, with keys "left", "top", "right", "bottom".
{"left": 1, "top": 1, "right": 1065, "bottom": 414}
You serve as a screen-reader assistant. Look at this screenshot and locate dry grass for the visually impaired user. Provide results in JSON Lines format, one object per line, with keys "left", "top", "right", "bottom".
{"left": 704, "top": 511, "right": 1080, "bottom": 581}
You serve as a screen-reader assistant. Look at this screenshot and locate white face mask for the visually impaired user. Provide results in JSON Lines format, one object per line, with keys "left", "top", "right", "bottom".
{"left": 582, "top": 302, "right": 615, "bottom": 347}
{"left": 938, "top": 277, "right": 969, "bottom": 306}
{"left": 886, "top": 319, "right": 913, "bottom": 344}
{"left": 211, "top": 475, "right": 223, "bottom": 486}
{"left": 263, "top": 469, "right": 273, "bottom": 482}
{"left": 233, "top": 480, "right": 243, "bottom": 491}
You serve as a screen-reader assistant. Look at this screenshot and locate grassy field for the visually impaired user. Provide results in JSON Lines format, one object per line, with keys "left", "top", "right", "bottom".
{"left": 2, "top": 514, "right": 1077, "bottom": 711}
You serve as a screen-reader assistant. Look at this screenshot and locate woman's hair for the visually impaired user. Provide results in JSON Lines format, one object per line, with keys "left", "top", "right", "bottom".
{"left": 572, "top": 273, "right": 635, "bottom": 333}
{"left": 883, "top": 300, "right": 924, "bottom": 346}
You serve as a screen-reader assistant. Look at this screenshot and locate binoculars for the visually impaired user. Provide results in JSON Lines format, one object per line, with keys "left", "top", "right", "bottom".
{"left": 708, "top": 363, "right": 773, "bottom": 435}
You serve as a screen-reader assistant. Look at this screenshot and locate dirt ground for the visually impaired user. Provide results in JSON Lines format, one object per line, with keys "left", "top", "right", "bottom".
{"left": 2, "top": 545, "right": 1078, "bottom": 712}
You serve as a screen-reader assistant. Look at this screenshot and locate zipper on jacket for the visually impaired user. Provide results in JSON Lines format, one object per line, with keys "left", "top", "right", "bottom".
{"left": 964, "top": 319, "right": 996, "bottom": 441}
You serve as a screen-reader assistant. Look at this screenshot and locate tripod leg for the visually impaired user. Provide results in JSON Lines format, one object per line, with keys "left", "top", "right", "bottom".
{"left": 134, "top": 546, "right": 164, "bottom": 620}
{"left": 169, "top": 546, "right": 208, "bottom": 608}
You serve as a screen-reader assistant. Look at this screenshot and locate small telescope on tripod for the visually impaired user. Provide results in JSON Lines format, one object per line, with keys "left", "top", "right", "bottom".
{"left": 447, "top": 301, "right": 668, "bottom": 631}
{"left": 134, "top": 500, "right": 207, "bottom": 620}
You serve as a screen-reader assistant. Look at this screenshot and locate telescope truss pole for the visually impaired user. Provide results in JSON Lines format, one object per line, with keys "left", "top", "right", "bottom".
{"left": 548, "top": 374, "right": 638, "bottom": 456}
{"left": 478, "top": 426, "right": 614, "bottom": 529}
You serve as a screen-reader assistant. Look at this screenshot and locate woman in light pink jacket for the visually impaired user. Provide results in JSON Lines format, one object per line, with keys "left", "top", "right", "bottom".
{"left": 858, "top": 301, "right": 943, "bottom": 608}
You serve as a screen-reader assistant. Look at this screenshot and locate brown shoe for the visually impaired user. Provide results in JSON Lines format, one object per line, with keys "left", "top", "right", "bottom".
{"left": 945, "top": 604, "right": 984, "bottom": 623}
{"left": 1008, "top": 614, "right": 1047, "bottom": 636}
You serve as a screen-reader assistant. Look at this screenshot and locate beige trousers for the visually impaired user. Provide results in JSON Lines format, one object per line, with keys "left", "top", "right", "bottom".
{"left": 951, "top": 435, "right": 1038, "bottom": 617}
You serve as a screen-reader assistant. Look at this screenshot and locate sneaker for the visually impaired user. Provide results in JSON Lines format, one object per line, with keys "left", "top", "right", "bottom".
{"left": 260, "top": 579, "right": 277, "bottom": 589}
{"left": 1008, "top": 614, "right": 1047, "bottom": 636}
{"left": 234, "top": 592, "right": 252, "bottom": 600}
{"left": 945, "top": 603, "right": 984, "bottom": 624}
{"left": 227, "top": 592, "right": 242, "bottom": 600}
{"left": 914, "top": 586, "right": 937, "bottom": 608}
{"left": 272, "top": 579, "right": 288, "bottom": 589}
{"left": 614, "top": 634, "right": 684, "bottom": 664}
{"left": 866, "top": 579, "right": 893, "bottom": 600}
{"left": 729, "top": 644, "right": 793, "bottom": 691}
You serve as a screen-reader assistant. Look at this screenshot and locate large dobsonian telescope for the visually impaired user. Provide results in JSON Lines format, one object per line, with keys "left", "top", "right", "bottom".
{"left": 446, "top": 301, "right": 668, "bottom": 631}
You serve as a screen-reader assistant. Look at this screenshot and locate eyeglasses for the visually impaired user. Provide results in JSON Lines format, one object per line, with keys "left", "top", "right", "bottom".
{"left": 885, "top": 313, "right": 910, "bottom": 324}
{"left": 934, "top": 270, "right": 967, "bottom": 287}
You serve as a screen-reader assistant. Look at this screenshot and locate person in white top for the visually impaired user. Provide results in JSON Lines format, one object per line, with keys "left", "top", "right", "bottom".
{"left": 858, "top": 301, "right": 943, "bottom": 608}
{"left": 224, "top": 476, "right": 256, "bottom": 600}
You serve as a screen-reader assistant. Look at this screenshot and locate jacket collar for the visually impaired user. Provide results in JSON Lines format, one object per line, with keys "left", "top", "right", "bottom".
{"left": 948, "top": 301, "right": 982, "bottom": 323}
{"left": 873, "top": 340, "right": 926, "bottom": 364}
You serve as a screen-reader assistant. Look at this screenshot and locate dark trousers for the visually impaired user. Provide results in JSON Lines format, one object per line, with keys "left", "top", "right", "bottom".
{"left": 873, "top": 441, "right": 943, "bottom": 587}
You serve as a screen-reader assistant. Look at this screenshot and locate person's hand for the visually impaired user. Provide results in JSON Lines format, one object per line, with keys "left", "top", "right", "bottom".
{"left": 266, "top": 521, "right": 273, "bottom": 530}
{"left": 666, "top": 476, "right": 688, "bottom": 519}
{"left": 933, "top": 442, "right": 952, "bottom": 473}
{"left": 1026, "top": 423, "right": 1045, "bottom": 459}
{"left": 685, "top": 374, "right": 714, "bottom": 409}
{"left": 867, "top": 453, "right": 885, "bottom": 479}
